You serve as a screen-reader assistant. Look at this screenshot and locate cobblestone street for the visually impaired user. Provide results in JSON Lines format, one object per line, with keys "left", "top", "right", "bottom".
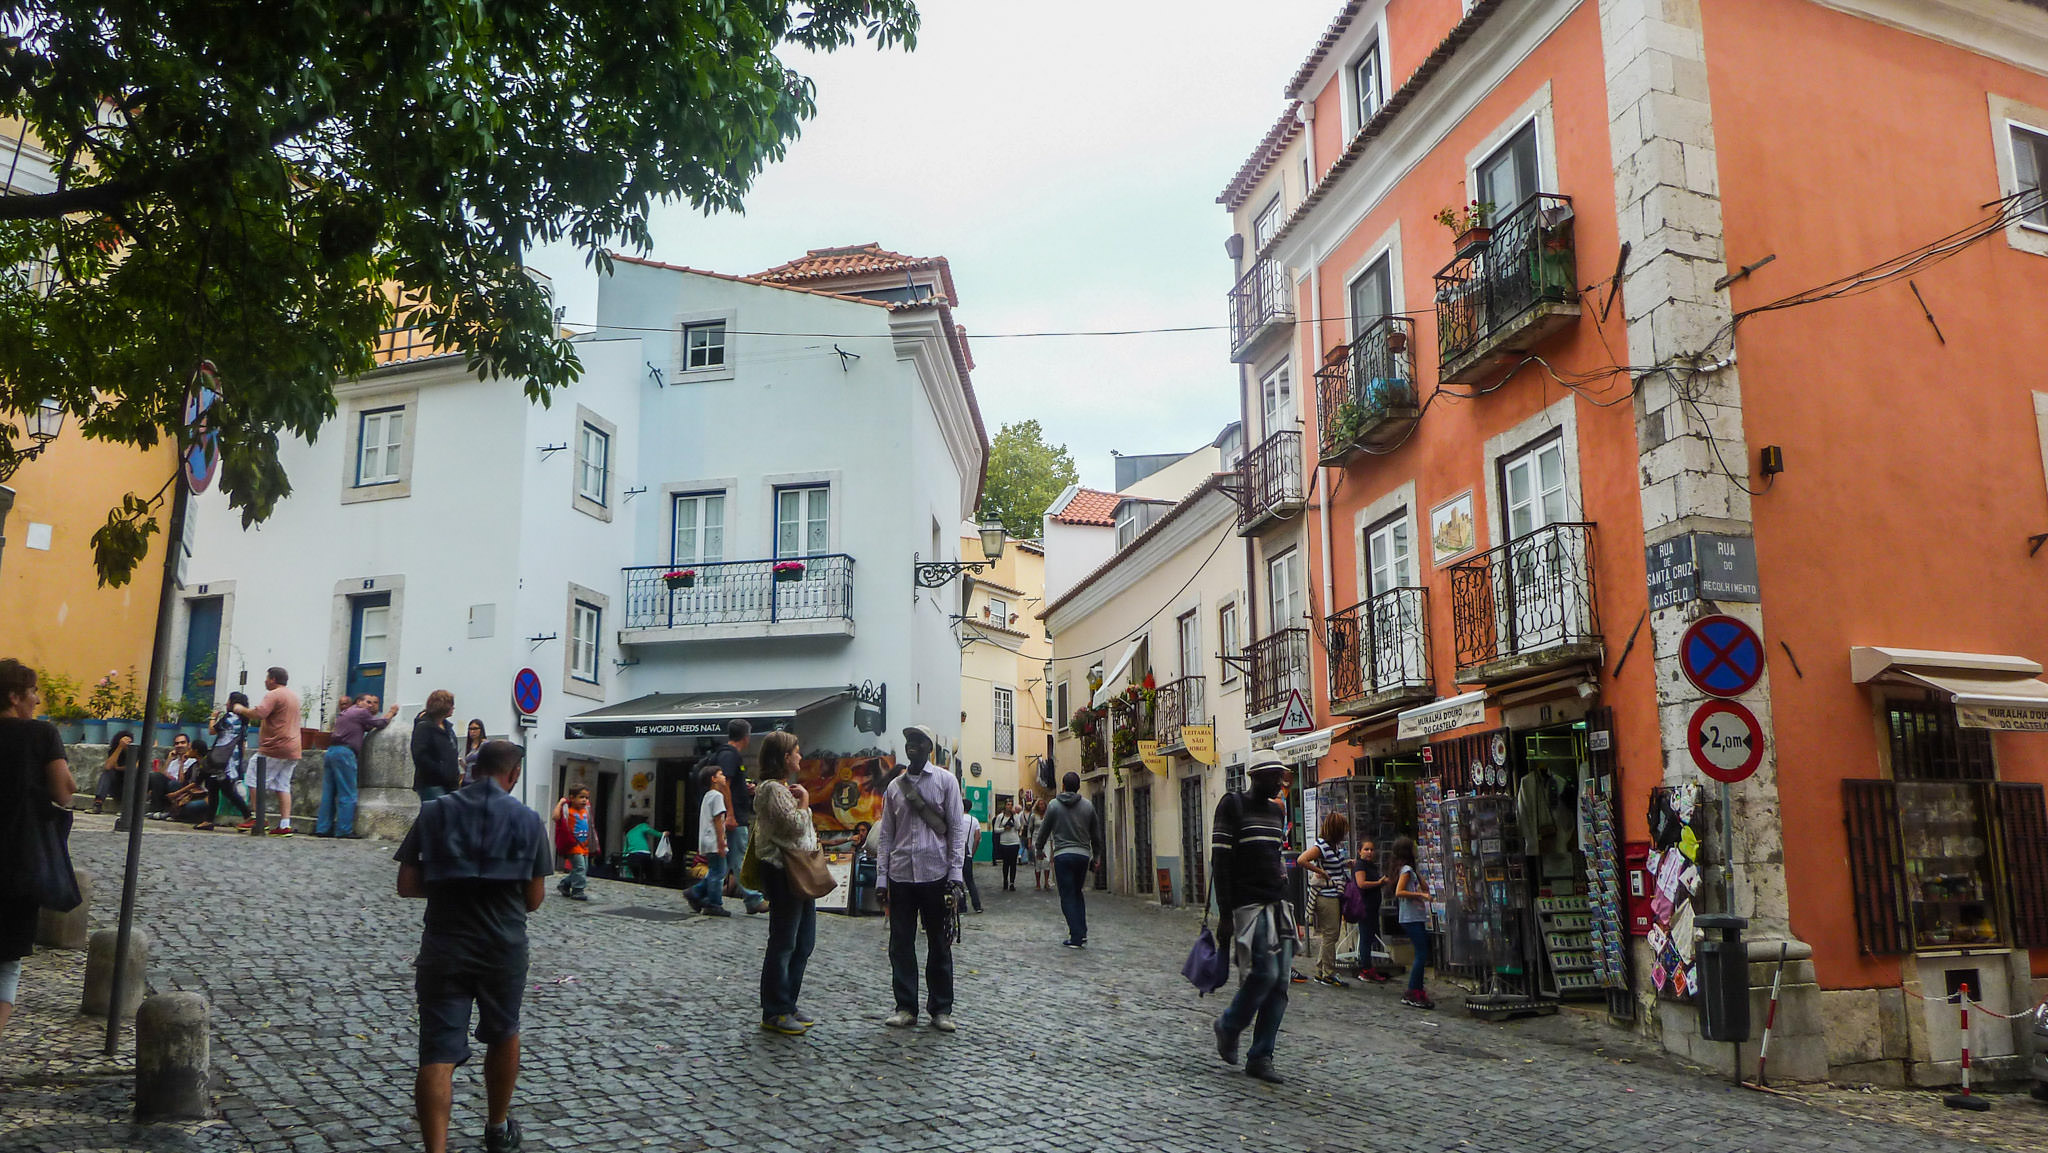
{"left": 4, "top": 818, "right": 2044, "bottom": 1152}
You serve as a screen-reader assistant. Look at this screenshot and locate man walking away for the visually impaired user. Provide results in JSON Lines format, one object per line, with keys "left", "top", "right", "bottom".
{"left": 875, "top": 725, "right": 968, "bottom": 1031}
{"left": 959, "top": 798, "right": 984, "bottom": 914}
{"left": 1211, "top": 759, "right": 1295, "bottom": 1085}
{"left": 712, "top": 720, "right": 767, "bottom": 914}
{"left": 411, "top": 691, "right": 460, "bottom": 803}
{"left": 1034, "top": 773, "right": 1102, "bottom": 948}
{"left": 395, "top": 740, "right": 551, "bottom": 1153}
{"left": 323, "top": 694, "right": 397, "bottom": 838}
{"left": 685, "top": 764, "right": 733, "bottom": 917}
{"left": 233, "top": 667, "right": 302, "bottom": 836}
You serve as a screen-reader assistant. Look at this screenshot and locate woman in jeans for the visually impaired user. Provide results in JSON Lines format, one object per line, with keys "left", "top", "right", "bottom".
{"left": 752, "top": 730, "right": 819, "bottom": 1036}
{"left": 1390, "top": 835, "right": 1436, "bottom": 1009}
{"left": 991, "top": 800, "right": 1023, "bottom": 891}
{"left": 1, "top": 658, "right": 76, "bottom": 1033}
{"left": 91, "top": 731, "right": 135, "bottom": 815}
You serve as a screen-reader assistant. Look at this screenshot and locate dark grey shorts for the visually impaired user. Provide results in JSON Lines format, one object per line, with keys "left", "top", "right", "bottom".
{"left": 415, "top": 965, "right": 527, "bottom": 1066}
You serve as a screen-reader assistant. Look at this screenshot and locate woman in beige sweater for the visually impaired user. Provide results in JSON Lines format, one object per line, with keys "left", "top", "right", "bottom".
{"left": 753, "top": 731, "right": 820, "bottom": 1035}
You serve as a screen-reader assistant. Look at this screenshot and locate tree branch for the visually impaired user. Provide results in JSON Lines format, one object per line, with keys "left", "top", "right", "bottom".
{"left": 0, "top": 182, "right": 144, "bottom": 221}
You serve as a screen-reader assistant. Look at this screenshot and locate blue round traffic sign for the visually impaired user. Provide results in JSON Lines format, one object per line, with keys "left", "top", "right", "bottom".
{"left": 1681, "top": 615, "right": 1764, "bottom": 698}
{"left": 513, "top": 667, "right": 543, "bottom": 715}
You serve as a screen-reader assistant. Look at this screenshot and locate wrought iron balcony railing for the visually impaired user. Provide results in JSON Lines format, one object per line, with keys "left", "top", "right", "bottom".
{"left": 1447, "top": 523, "right": 1600, "bottom": 678}
{"left": 1155, "top": 676, "right": 1207, "bottom": 751}
{"left": 1314, "top": 316, "right": 1420, "bottom": 464}
{"left": 1327, "top": 586, "right": 1432, "bottom": 709}
{"left": 622, "top": 554, "right": 855, "bottom": 632}
{"left": 1434, "top": 193, "right": 1580, "bottom": 385}
{"left": 1245, "top": 627, "right": 1311, "bottom": 718}
{"left": 1228, "top": 258, "right": 1293, "bottom": 361}
{"left": 1236, "top": 429, "right": 1305, "bottom": 533}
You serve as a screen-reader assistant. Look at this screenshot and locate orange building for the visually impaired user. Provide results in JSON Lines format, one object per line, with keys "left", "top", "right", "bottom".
{"left": 1222, "top": 0, "right": 2048, "bottom": 1085}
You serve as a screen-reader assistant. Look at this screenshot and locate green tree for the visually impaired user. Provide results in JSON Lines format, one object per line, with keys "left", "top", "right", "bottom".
{"left": 0, "top": 0, "right": 918, "bottom": 582}
{"left": 980, "top": 419, "right": 1078, "bottom": 540}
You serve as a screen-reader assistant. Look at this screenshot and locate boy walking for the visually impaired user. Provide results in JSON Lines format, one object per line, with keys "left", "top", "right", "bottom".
{"left": 395, "top": 741, "right": 552, "bottom": 1153}
{"left": 686, "top": 765, "right": 733, "bottom": 917}
{"left": 553, "top": 787, "right": 600, "bottom": 902}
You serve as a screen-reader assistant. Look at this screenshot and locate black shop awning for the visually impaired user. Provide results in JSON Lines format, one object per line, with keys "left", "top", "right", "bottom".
{"left": 563, "top": 686, "right": 852, "bottom": 740}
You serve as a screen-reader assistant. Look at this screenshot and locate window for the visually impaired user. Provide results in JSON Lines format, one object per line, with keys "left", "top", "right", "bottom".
{"left": 1252, "top": 196, "right": 1283, "bottom": 253}
{"left": 1349, "top": 254, "right": 1393, "bottom": 338}
{"left": 1218, "top": 603, "right": 1241, "bottom": 684}
{"left": 355, "top": 407, "right": 404, "bottom": 486}
{"left": 1056, "top": 679, "right": 1070, "bottom": 726}
{"left": 2011, "top": 123, "right": 2048, "bottom": 227}
{"left": 672, "top": 493, "right": 725, "bottom": 566}
{"left": 1501, "top": 433, "right": 1568, "bottom": 541}
{"left": 1366, "top": 512, "right": 1414, "bottom": 596}
{"left": 576, "top": 422, "right": 610, "bottom": 507}
{"left": 1267, "top": 548, "right": 1304, "bottom": 631}
{"left": 1045, "top": 661, "right": 1056, "bottom": 724}
{"left": 1226, "top": 761, "right": 1247, "bottom": 796}
{"left": 683, "top": 321, "right": 727, "bottom": 370}
{"left": 1177, "top": 610, "right": 1200, "bottom": 678}
{"left": 1116, "top": 504, "right": 1139, "bottom": 549}
{"left": 570, "top": 601, "right": 601, "bottom": 683}
{"left": 993, "top": 687, "right": 1015, "bottom": 757}
{"left": 1352, "top": 43, "right": 1384, "bottom": 129}
{"left": 986, "top": 595, "right": 1009, "bottom": 623}
{"left": 1477, "top": 121, "right": 1541, "bottom": 219}
{"left": 776, "top": 485, "right": 830, "bottom": 557}
{"left": 1260, "top": 362, "right": 1293, "bottom": 436}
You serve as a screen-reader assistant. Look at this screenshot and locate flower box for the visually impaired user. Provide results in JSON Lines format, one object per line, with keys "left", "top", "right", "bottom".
{"left": 663, "top": 569, "right": 697, "bottom": 590}
{"left": 772, "top": 562, "right": 806, "bottom": 584}
{"left": 1453, "top": 225, "right": 1492, "bottom": 258}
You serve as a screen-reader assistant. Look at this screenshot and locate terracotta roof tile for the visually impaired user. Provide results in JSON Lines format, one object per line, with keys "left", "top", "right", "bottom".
{"left": 1285, "top": 2, "right": 1368, "bottom": 99}
{"left": 1051, "top": 488, "right": 1121, "bottom": 527}
{"left": 1219, "top": 102, "right": 1304, "bottom": 210}
{"left": 1038, "top": 475, "right": 1235, "bottom": 619}
{"left": 603, "top": 252, "right": 891, "bottom": 307}
{"left": 754, "top": 243, "right": 960, "bottom": 306}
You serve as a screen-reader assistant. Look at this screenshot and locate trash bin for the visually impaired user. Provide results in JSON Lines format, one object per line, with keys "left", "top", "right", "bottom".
{"left": 1695, "top": 913, "right": 1750, "bottom": 1042}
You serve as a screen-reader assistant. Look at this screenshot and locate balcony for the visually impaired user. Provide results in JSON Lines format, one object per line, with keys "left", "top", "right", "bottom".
{"left": 1228, "top": 258, "right": 1293, "bottom": 363}
{"left": 1315, "top": 317, "right": 1421, "bottom": 466}
{"left": 1236, "top": 429, "right": 1306, "bottom": 534}
{"left": 1448, "top": 523, "right": 1601, "bottom": 684}
{"left": 1327, "top": 586, "right": 1434, "bottom": 715}
{"left": 1245, "top": 627, "right": 1311, "bottom": 719}
{"left": 1155, "top": 676, "right": 1207, "bottom": 752}
{"left": 1434, "top": 193, "right": 1581, "bottom": 386}
{"left": 619, "top": 555, "right": 855, "bottom": 645}
{"left": 1109, "top": 690, "right": 1155, "bottom": 766}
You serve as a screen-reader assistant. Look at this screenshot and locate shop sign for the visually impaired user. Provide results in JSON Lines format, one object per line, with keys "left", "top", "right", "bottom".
{"left": 1956, "top": 703, "right": 2048, "bottom": 731}
{"left": 1397, "top": 690, "right": 1487, "bottom": 741}
{"left": 1588, "top": 729, "right": 1612, "bottom": 752}
{"left": 1276, "top": 728, "right": 1332, "bottom": 762}
{"left": 1137, "top": 739, "right": 1170, "bottom": 774}
{"left": 1647, "top": 533, "right": 1761, "bottom": 610}
{"left": 1182, "top": 723, "right": 1217, "bottom": 765}
{"left": 1687, "top": 699, "right": 1764, "bottom": 783}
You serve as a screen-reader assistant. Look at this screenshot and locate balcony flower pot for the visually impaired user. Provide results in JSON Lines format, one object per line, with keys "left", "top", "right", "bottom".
{"left": 80, "top": 718, "right": 109, "bottom": 745}
{"left": 663, "top": 570, "right": 697, "bottom": 590}
{"left": 50, "top": 718, "right": 85, "bottom": 745}
{"left": 300, "top": 727, "right": 332, "bottom": 751}
{"left": 1385, "top": 329, "right": 1408, "bottom": 355}
{"left": 1453, "top": 226, "right": 1492, "bottom": 258}
{"left": 772, "top": 562, "right": 806, "bottom": 584}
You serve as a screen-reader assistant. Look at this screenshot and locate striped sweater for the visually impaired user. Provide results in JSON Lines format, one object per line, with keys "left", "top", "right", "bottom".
{"left": 1211, "top": 791, "right": 1288, "bottom": 910}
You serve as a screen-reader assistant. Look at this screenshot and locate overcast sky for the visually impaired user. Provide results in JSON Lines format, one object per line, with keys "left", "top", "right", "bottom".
{"left": 526, "top": 0, "right": 1337, "bottom": 492}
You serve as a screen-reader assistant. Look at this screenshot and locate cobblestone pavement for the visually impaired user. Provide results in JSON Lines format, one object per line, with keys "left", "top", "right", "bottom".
{"left": 4, "top": 816, "right": 2042, "bottom": 1152}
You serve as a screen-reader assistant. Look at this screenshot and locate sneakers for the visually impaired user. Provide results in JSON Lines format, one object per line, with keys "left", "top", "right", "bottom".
{"left": 272, "top": 825, "right": 294, "bottom": 838}
{"left": 1061, "top": 939, "right": 1085, "bottom": 949}
{"left": 1358, "top": 968, "right": 1391, "bottom": 984}
{"left": 929, "top": 1013, "right": 956, "bottom": 1033}
{"left": 761, "top": 1014, "right": 808, "bottom": 1035}
{"left": 883, "top": 1009, "right": 917, "bottom": 1028}
{"left": 792, "top": 1011, "right": 817, "bottom": 1028}
{"left": 1245, "top": 1060, "right": 1285, "bottom": 1085}
{"left": 1312, "top": 974, "right": 1349, "bottom": 988}
{"left": 484, "top": 1118, "right": 521, "bottom": 1153}
{"left": 568, "top": 892, "right": 590, "bottom": 902}
{"left": 1213, "top": 1018, "right": 1240, "bottom": 1066}
{"left": 700, "top": 905, "right": 732, "bottom": 918}
{"left": 1400, "top": 990, "right": 1437, "bottom": 1010}
{"left": 236, "top": 819, "right": 257, "bottom": 831}
{"left": 1289, "top": 970, "right": 1308, "bottom": 984}
{"left": 684, "top": 893, "right": 704, "bottom": 913}
{"left": 745, "top": 900, "right": 769, "bottom": 915}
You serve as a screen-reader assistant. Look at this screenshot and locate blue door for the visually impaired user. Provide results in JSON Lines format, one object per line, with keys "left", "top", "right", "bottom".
{"left": 347, "top": 594, "right": 392, "bottom": 700}
{"left": 182, "top": 598, "right": 223, "bottom": 702}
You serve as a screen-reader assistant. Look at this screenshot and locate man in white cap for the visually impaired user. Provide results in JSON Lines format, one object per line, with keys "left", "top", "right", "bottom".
{"left": 874, "top": 724, "right": 969, "bottom": 1031}
{"left": 1210, "top": 758, "right": 1296, "bottom": 1084}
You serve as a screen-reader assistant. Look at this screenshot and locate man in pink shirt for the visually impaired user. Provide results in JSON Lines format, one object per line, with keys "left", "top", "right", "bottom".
{"left": 234, "top": 667, "right": 302, "bottom": 836}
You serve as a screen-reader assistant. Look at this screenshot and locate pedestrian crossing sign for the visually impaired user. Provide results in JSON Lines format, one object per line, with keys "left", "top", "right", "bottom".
{"left": 1279, "top": 689, "right": 1314, "bottom": 734}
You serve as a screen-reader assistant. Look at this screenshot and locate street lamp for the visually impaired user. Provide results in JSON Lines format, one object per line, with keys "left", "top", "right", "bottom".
{"left": 913, "top": 520, "right": 1007, "bottom": 588}
{"left": 0, "top": 398, "right": 65, "bottom": 482}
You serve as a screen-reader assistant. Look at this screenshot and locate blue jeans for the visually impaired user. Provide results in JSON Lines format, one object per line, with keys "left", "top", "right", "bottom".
{"left": 690, "top": 848, "right": 729, "bottom": 908}
{"left": 561, "top": 853, "right": 590, "bottom": 896}
{"left": 1053, "top": 853, "right": 1090, "bottom": 944}
{"left": 1403, "top": 920, "right": 1431, "bottom": 992}
{"left": 727, "top": 825, "right": 763, "bottom": 907}
{"left": 758, "top": 862, "right": 817, "bottom": 1019}
{"left": 316, "top": 746, "right": 359, "bottom": 836}
{"left": 1218, "top": 910, "right": 1295, "bottom": 1065}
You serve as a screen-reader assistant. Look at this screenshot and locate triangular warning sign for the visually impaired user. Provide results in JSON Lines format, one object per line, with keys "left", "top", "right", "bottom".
{"left": 1278, "top": 688, "right": 1315, "bottom": 735}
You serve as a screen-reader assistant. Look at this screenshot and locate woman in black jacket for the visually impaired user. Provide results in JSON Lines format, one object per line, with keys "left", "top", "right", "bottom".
{"left": 410, "top": 689, "right": 460, "bottom": 802}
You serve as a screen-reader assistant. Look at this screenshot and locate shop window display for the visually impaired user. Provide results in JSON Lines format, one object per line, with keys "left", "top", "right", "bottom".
{"left": 1897, "top": 780, "right": 2001, "bottom": 948}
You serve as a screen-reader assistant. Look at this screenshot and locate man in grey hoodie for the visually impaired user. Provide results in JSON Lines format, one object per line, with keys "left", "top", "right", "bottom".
{"left": 1033, "top": 772, "right": 1104, "bottom": 948}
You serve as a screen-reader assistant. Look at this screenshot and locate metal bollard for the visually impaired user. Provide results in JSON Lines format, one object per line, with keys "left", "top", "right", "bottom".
{"left": 81, "top": 927, "right": 148, "bottom": 1019}
{"left": 135, "top": 992, "right": 210, "bottom": 1120}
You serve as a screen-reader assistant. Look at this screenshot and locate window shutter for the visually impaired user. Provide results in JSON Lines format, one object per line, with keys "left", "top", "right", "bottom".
{"left": 1994, "top": 782, "right": 2048, "bottom": 948}
{"left": 1842, "top": 780, "right": 1911, "bottom": 955}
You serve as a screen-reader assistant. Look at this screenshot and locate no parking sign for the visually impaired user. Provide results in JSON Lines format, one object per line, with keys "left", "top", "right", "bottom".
{"left": 1680, "top": 615, "right": 1764, "bottom": 698}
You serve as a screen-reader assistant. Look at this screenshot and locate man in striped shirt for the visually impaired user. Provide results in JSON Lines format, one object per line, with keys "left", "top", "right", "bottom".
{"left": 1210, "top": 759, "right": 1296, "bottom": 1085}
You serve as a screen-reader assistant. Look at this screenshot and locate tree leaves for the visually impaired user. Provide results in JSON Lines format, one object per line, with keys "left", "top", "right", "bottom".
{"left": 980, "top": 420, "right": 1080, "bottom": 541}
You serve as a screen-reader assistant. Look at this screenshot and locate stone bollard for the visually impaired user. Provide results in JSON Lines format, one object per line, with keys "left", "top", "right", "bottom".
{"left": 81, "top": 927, "right": 149, "bottom": 1019}
{"left": 135, "top": 992, "right": 210, "bottom": 1120}
{"left": 36, "top": 868, "right": 94, "bottom": 950}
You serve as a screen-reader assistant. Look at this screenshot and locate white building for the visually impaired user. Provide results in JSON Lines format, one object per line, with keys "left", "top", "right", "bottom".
{"left": 177, "top": 246, "right": 987, "bottom": 844}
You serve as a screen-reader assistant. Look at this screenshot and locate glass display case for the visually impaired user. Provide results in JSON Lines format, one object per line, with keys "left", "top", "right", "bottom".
{"left": 1897, "top": 781, "right": 2002, "bottom": 949}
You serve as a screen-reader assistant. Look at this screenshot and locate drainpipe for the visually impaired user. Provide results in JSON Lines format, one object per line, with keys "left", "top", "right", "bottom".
{"left": 1310, "top": 254, "right": 1336, "bottom": 736}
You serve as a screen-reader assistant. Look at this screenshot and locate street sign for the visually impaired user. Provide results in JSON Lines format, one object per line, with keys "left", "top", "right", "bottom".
{"left": 1687, "top": 699, "right": 1764, "bottom": 783}
{"left": 1278, "top": 688, "right": 1314, "bottom": 734}
{"left": 513, "top": 667, "right": 543, "bottom": 715}
{"left": 1681, "top": 615, "right": 1765, "bottom": 698}
{"left": 1646, "top": 532, "right": 1761, "bottom": 609}
{"left": 181, "top": 361, "right": 222, "bottom": 495}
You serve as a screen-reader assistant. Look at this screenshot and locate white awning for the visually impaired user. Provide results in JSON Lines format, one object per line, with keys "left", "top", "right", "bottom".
{"left": 1395, "top": 689, "right": 1488, "bottom": 741}
{"left": 1274, "top": 727, "right": 1335, "bottom": 762}
{"left": 1092, "top": 637, "right": 1145, "bottom": 708}
{"left": 1850, "top": 647, "right": 2048, "bottom": 731}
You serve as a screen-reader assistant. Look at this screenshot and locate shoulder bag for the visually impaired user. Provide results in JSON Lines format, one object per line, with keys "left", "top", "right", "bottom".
{"left": 10, "top": 802, "right": 83, "bottom": 912}
{"left": 1181, "top": 873, "right": 1229, "bottom": 996}
{"left": 784, "top": 845, "right": 837, "bottom": 901}
{"left": 738, "top": 822, "right": 762, "bottom": 891}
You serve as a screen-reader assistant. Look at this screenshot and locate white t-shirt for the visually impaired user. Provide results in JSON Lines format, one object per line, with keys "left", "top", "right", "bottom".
{"left": 698, "top": 789, "right": 729, "bottom": 855}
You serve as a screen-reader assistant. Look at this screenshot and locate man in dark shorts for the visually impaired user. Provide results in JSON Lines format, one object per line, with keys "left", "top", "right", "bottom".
{"left": 395, "top": 740, "right": 551, "bottom": 1153}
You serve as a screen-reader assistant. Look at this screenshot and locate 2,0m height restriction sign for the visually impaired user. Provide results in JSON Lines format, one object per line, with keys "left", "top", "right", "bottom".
{"left": 1688, "top": 699, "right": 1763, "bottom": 784}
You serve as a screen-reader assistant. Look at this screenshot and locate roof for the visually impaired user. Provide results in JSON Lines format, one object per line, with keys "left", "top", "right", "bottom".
{"left": 1039, "top": 473, "right": 1235, "bottom": 620}
{"left": 604, "top": 252, "right": 891, "bottom": 308}
{"left": 754, "top": 243, "right": 961, "bottom": 306}
{"left": 1285, "top": 1, "right": 1369, "bottom": 99}
{"left": 1050, "top": 488, "right": 1120, "bottom": 527}
{"left": 1219, "top": 102, "right": 1303, "bottom": 210}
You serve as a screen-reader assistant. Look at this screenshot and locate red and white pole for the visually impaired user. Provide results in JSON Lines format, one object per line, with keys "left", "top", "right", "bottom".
{"left": 1754, "top": 942, "right": 1788, "bottom": 1087}
{"left": 1943, "top": 982, "right": 1992, "bottom": 1111}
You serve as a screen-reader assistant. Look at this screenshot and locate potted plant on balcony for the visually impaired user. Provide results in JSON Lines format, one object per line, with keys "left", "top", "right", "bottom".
{"left": 662, "top": 568, "right": 697, "bottom": 590}
{"left": 1435, "top": 199, "right": 1495, "bottom": 257}
{"left": 772, "top": 560, "right": 806, "bottom": 583}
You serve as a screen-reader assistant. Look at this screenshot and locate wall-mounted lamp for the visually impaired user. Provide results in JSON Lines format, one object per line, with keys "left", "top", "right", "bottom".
{"left": 913, "top": 521, "right": 1006, "bottom": 589}
{"left": 0, "top": 399, "right": 66, "bottom": 482}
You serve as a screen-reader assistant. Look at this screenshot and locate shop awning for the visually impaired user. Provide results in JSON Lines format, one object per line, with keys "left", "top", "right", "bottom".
{"left": 1395, "top": 689, "right": 1488, "bottom": 741}
{"left": 1274, "top": 727, "right": 1335, "bottom": 762}
{"left": 1851, "top": 646, "right": 2048, "bottom": 731}
{"left": 564, "top": 686, "right": 851, "bottom": 740}
{"left": 1092, "top": 637, "right": 1145, "bottom": 708}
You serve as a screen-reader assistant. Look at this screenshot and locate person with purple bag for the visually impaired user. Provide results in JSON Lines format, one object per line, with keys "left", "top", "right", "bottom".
{"left": 1210, "top": 759, "right": 1296, "bottom": 1085}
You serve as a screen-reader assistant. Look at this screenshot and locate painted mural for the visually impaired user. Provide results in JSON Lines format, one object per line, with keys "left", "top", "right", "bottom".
{"left": 793, "top": 749, "right": 900, "bottom": 833}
